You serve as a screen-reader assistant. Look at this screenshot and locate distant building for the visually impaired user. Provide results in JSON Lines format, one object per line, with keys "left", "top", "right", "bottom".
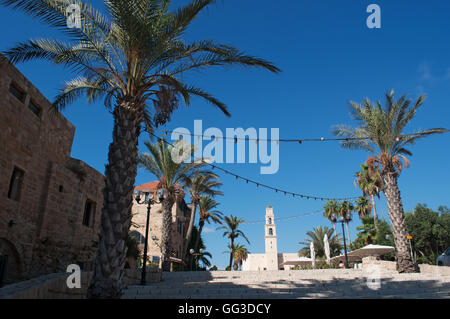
{"left": 0, "top": 57, "right": 104, "bottom": 284}
{"left": 242, "top": 205, "right": 298, "bottom": 271}
{"left": 130, "top": 181, "right": 191, "bottom": 269}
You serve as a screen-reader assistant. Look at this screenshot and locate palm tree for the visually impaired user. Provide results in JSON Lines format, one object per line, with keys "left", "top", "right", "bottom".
{"left": 217, "top": 215, "right": 249, "bottom": 269}
{"left": 355, "top": 163, "right": 383, "bottom": 227}
{"left": 323, "top": 200, "right": 339, "bottom": 235}
{"left": 334, "top": 90, "right": 446, "bottom": 272}
{"left": 138, "top": 138, "right": 202, "bottom": 272}
{"left": 187, "top": 226, "right": 212, "bottom": 270}
{"left": 1, "top": 0, "right": 280, "bottom": 298}
{"left": 338, "top": 200, "right": 354, "bottom": 247}
{"left": 195, "top": 196, "right": 223, "bottom": 255}
{"left": 231, "top": 243, "right": 249, "bottom": 271}
{"left": 298, "top": 226, "right": 341, "bottom": 258}
{"left": 182, "top": 169, "right": 223, "bottom": 264}
{"left": 354, "top": 196, "right": 371, "bottom": 219}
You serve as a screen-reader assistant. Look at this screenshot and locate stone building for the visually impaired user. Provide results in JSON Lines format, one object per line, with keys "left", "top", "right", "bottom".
{"left": 0, "top": 57, "right": 104, "bottom": 284}
{"left": 242, "top": 205, "right": 298, "bottom": 271}
{"left": 130, "top": 181, "right": 191, "bottom": 269}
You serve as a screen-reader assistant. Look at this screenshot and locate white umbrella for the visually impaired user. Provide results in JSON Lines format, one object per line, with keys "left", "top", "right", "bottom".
{"left": 347, "top": 244, "right": 395, "bottom": 258}
{"left": 324, "top": 234, "right": 331, "bottom": 265}
{"left": 310, "top": 242, "right": 316, "bottom": 268}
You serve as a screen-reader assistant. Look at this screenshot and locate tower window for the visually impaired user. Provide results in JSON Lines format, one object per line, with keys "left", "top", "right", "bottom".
{"left": 8, "top": 167, "right": 24, "bottom": 201}
{"left": 82, "top": 199, "right": 96, "bottom": 227}
{"left": 268, "top": 218, "right": 272, "bottom": 224}
{"left": 269, "top": 228, "right": 273, "bottom": 236}
{"left": 9, "top": 83, "right": 25, "bottom": 102}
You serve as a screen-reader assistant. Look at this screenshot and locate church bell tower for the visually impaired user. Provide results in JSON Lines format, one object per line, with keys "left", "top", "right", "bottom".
{"left": 264, "top": 205, "right": 278, "bottom": 270}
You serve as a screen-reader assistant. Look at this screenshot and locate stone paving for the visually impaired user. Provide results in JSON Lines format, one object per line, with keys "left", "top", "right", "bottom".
{"left": 121, "top": 269, "right": 450, "bottom": 299}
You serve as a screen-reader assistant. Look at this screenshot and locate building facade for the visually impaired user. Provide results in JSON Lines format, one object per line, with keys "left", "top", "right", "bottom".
{"left": 0, "top": 57, "right": 104, "bottom": 284}
{"left": 242, "top": 205, "right": 298, "bottom": 271}
{"left": 130, "top": 181, "right": 191, "bottom": 269}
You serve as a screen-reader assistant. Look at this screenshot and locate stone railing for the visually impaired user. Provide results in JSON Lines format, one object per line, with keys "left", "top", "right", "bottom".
{"left": 0, "top": 269, "right": 161, "bottom": 299}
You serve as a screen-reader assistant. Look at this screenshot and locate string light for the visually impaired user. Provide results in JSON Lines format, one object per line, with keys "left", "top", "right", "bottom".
{"left": 148, "top": 131, "right": 359, "bottom": 201}
{"left": 156, "top": 128, "right": 450, "bottom": 143}
{"left": 243, "top": 209, "right": 323, "bottom": 224}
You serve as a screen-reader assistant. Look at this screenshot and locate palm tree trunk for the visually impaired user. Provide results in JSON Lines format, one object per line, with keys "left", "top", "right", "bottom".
{"left": 371, "top": 195, "right": 379, "bottom": 230}
{"left": 183, "top": 201, "right": 197, "bottom": 262}
{"left": 87, "top": 104, "right": 140, "bottom": 299}
{"left": 229, "top": 237, "right": 234, "bottom": 269}
{"left": 161, "top": 196, "right": 175, "bottom": 272}
{"left": 345, "top": 222, "right": 352, "bottom": 248}
{"left": 332, "top": 223, "right": 337, "bottom": 237}
{"left": 382, "top": 170, "right": 416, "bottom": 273}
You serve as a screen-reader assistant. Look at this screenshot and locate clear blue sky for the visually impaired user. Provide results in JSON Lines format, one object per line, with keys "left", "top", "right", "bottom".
{"left": 1, "top": 0, "right": 449, "bottom": 269}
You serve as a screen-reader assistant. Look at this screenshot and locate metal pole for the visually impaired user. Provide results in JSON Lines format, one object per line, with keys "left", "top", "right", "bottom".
{"left": 341, "top": 221, "right": 349, "bottom": 269}
{"left": 409, "top": 239, "right": 415, "bottom": 264}
{"left": 141, "top": 201, "right": 151, "bottom": 285}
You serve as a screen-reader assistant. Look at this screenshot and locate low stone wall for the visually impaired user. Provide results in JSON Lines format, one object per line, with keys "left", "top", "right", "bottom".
{"left": 419, "top": 264, "right": 450, "bottom": 276}
{"left": 361, "top": 256, "right": 397, "bottom": 272}
{"left": 0, "top": 269, "right": 161, "bottom": 299}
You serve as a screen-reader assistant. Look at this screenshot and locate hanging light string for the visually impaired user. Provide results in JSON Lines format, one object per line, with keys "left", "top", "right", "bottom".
{"left": 147, "top": 131, "right": 358, "bottom": 201}
{"left": 156, "top": 128, "right": 450, "bottom": 144}
{"left": 242, "top": 209, "right": 323, "bottom": 224}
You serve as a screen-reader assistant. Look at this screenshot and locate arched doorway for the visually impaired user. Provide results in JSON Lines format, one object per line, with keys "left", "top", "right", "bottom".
{"left": 0, "top": 238, "right": 22, "bottom": 284}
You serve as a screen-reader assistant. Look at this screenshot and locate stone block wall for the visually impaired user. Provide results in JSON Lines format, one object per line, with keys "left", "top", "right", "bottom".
{"left": 0, "top": 56, "right": 104, "bottom": 283}
{"left": 0, "top": 269, "right": 161, "bottom": 299}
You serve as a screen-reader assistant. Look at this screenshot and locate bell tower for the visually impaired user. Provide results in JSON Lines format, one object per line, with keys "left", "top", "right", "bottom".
{"left": 264, "top": 205, "right": 278, "bottom": 270}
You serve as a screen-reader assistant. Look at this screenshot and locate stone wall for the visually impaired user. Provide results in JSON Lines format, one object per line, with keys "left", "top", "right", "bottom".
{"left": 0, "top": 57, "right": 104, "bottom": 283}
{"left": 419, "top": 264, "right": 450, "bottom": 276}
{"left": 130, "top": 187, "right": 191, "bottom": 267}
{"left": 0, "top": 269, "right": 161, "bottom": 299}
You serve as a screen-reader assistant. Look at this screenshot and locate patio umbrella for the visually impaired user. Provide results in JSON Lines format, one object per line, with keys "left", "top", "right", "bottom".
{"left": 324, "top": 234, "right": 331, "bottom": 265}
{"left": 347, "top": 244, "right": 395, "bottom": 258}
{"left": 310, "top": 242, "right": 316, "bottom": 268}
{"left": 280, "top": 257, "right": 313, "bottom": 266}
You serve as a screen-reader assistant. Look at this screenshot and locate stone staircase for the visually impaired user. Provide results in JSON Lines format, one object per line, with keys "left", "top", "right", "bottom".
{"left": 121, "top": 270, "right": 450, "bottom": 299}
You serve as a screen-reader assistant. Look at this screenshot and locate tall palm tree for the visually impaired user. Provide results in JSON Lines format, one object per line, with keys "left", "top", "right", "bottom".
{"left": 298, "top": 226, "right": 341, "bottom": 258}
{"left": 323, "top": 200, "right": 339, "bottom": 235}
{"left": 182, "top": 169, "right": 223, "bottom": 264}
{"left": 354, "top": 196, "right": 371, "bottom": 219}
{"left": 231, "top": 243, "right": 249, "bottom": 271}
{"left": 338, "top": 200, "right": 354, "bottom": 247}
{"left": 0, "top": 0, "right": 280, "bottom": 298}
{"left": 138, "top": 138, "right": 202, "bottom": 272}
{"left": 355, "top": 163, "right": 383, "bottom": 227}
{"left": 194, "top": 196, "right": 223, "bottom": 254}
{"left": 334, "top": 90, "right": 446, "bottom": 272}
{"left": 217, "top": 215, "right": 249, "bottom": 269}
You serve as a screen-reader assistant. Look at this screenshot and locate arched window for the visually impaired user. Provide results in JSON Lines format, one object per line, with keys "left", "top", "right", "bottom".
{"left": 130, "top": 231, "right": 145, "bottom": 244}
{"left": 268, "top": 218, "right": 272, "bottom": 224}
{"left": 269, "top": 228, "right": 273, "bottom": 236}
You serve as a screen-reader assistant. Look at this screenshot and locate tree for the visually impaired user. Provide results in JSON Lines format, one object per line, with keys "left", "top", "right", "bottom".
{"left": 125, "top": 234, "right": 141, "bottom": 269}
{"left": 182, "top": 169, "right": 223, "bottom": 265}
{"left": 231, "top": 243, "right": 249, "bottom": 271}
{"left": 1, "top": 0, "right": 280, "bottom": 298}
{"left": 354, "top": 196, "right": 371, "bottom": 219}
{"left": 333, "top": 90, "right": 445, "bottom": 272}
{"left": 323, "top": 200, "right": 339, "bottom": 235}
{"left": 187, "top": 226, "right": 212, "bottom": 270}
{"left": 351, "top": 215, "right": 395, "bottom": 259}
{"left": 138, "top": 138, "right": 202, "bottom": 272}
{"left": 217, "top": 215, "right": 249, "bottom": 269}
{"left": 195, "top": 196, "right": 223, "bottom": 255}
{"left": 355, "top": 163, "right": 383, "bottom": 227}
{"left": 338, "top": 200, "right": 354, "bottom": 247}
{"left": 298, "top": 226, "right": 342, "bottom": 258}
{"left": 405, "top": 204, "right": 450, "bottom": 264}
